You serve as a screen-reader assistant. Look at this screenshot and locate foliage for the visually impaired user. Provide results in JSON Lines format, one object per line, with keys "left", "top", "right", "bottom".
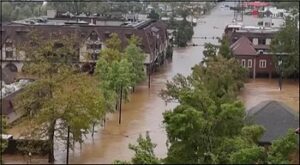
{"left": 148, "top": 9, "right": 160, "bottom": 20}
{"left": 202, "top": 43, "right": 217, "bottom": 63}
{"left": 124, "top": 39, "right": 146, "bottom": 87}
{"left": 159, "top": 42, "right": 249, "bottom": 164}
{"left": 105, "top": 33, "right": 122, "bottom": 52}
{"left": 114, "top": 132, "right": 161, "bottom": 164}
{"left": 100, "top": 48, "right": 122, "bottom": 64}
{"left": 267, "top": 129, "right": 299, "bottom": 164}
{"left": 15, "top": 34, "right": 106, "bottom": 162}
{"left": 1, "top": 2, "right": 46, "bottom": 22}
{"left": 173, "top": 20, "right": 194, "bottom": 47}
{"left": 96, "top": 34, "right": 146, "bottom": 109}
{"left": 271, "top": 12, "right": 299, "bottom": 77}
{"left": 218, "top": 36, "right": 232, "bottom": 59}
{"left": 229, "top": 146, "right": 266, "bottom": 164}
{"left": 96, "top": 55, "right": 133, "bottom": 104}
{"left": 1, "top": 116, "right": 8, "bottom": 165}
{"left": 273, "top": 1, "right": 299, "bottom": 11}
{"left": 116, "top": 36, "right": 298, "bottom": 164}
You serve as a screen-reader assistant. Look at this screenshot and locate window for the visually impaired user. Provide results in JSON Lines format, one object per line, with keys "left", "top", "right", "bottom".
{"left": 247, "top": 59, "right": 253, "bottom": 68}
{"left": 87, "top": 44, "right": 101, "bottom": 50}
{"left": 91, "top": 53, "right": 98, "bottom": 61}
{"left": 6, "top": 51, "right": 13, "bottom": 58}
{"left": 259, "top": 60, "right": 267, "bottom": 68}
{"left": 252, "top": 38, "right": 258, "bottom": 45}
{"left": 258, "top": 38, "right": 266, "bottom": 45}
{"left": 5, "top": 42, "right": 12, "bottom": 48}
{"left": 95, "top": 44, "right": 102, "bottom": 50}
{"left": 241, "top": 59, "right": 246, "bottom": 67}
{"left": 105, "top": 33, "right": 110, "bottom": 39}
{"left": 89, "top": 31, "right": 98, "bottom": 41}
{"left": 125, "top": 33, "right": 132, "bottom": 39}
{"left": 266, "top": 38, "right": 271, "bottom": 45}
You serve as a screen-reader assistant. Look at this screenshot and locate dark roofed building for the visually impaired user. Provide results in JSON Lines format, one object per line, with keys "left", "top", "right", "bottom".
{"left": 246, "top": 100, "right": 299, "bottom": 145}
{"left": 1, "top": 18, "right": 171, "bottom": 75}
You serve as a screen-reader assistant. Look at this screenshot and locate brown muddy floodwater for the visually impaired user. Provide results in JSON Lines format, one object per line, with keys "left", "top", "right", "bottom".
{"left": 240, "top": 78, "right": 299, "bottom": 112}
{"left": 4, "top": 2, "right": 299, "bottom": 164}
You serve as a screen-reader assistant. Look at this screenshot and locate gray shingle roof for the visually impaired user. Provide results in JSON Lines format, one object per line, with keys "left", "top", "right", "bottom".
{"left": 246, "top": 100, "right": 299, "bottom": 143}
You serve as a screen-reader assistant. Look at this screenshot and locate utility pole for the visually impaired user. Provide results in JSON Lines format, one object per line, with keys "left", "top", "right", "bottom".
{"left": 66, "top": 126, "right": 70, "bottom": 164}
{"left": 148, "top": 66, "right": 151, "bottom": 88}
{"left": 232, "top": 0, "right": 244, "bottom": 23}
{"left": 74, "top": 0, "right": 79, "bottom": 23}
{"left": 118, "top": 85, "right": 123, "bottom": 124}
{"left": 278, "top": 59, "right": 283, "bottom": 91}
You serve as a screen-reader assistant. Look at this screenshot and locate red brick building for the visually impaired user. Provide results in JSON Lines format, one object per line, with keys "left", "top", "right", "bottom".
{"left": 226, "top": 25, "right": 280, "bottom": 78}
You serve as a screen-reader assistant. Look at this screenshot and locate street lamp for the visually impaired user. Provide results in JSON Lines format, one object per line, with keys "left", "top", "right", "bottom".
{"left": 278, "top": 59, "right": 283, "bottom": 91}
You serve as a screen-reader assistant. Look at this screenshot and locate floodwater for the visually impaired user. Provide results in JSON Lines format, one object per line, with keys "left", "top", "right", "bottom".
{"left": 61, "top": 3, "right": 233, "bottom": 164}
{"left": 240, "top": 78, "right": 299, "bottom": 112}
{"left": 4, "top": 2, "right": 299, "bottom": 164}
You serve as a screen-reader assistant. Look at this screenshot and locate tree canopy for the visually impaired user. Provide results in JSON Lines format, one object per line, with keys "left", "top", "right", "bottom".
{"left": 15, "top": 33, "right": 106, "bottom": 163}
{"left": 271, "top": 12, "right": 299, "bottom": 78}
{"left": 116, "top": 39, "right": 298, "bottom": 164}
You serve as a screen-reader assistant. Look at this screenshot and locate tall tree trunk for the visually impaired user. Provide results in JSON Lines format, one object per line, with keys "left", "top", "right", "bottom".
{"left": 48, "top": 120, "right": 56, "bottom": 163}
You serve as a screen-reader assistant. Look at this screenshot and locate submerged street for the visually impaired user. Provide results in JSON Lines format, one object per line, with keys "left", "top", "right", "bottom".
{"left": 58, "top": 2, "right": 299, "bottom": 164}
{"left": 3, "top": 2, "right": 299, "bottom": 164}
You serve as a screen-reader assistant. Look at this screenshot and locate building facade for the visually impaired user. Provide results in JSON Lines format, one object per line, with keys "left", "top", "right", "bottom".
{"left": 1, "top": 17, "right": 172, "bottom": 75}
{"left": 225, "top": 25, "right": 280, "bottom": 78}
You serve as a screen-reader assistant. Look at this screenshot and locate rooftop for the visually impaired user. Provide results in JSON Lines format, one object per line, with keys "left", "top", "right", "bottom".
{"left": 12, "top": 16, "right": 152, "bottom": 29}
{"left": 246, "top": 100, "right": 299, "bottom": 144}
{"left": 230, "top": 36, "right": 257, "bottom": 56}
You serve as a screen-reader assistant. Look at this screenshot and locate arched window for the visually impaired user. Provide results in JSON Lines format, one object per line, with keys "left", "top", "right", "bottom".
{"left": 4, "top": 63, "right": 18, "bottom": 72}
{"left": 89, "top": 31, "right": 99, "bottom": 41}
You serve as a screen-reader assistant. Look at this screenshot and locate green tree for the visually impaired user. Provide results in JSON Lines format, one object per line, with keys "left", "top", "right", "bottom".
{"left": 105, "top": 33, "right": 122, "bottom": 52}
{"left": 125, "top": 36, "right": 146, "bottom": 89}
{"left": 1, "top": 116, "right": 8, "bottom": 164}
{"left": 174, "top": 20, "right": 194, "bottom": 47}
{"left": 267, "top": 129, "right": 299, "bottom": 164}
{"left": 15, "top": 34, "right": 105, "bottom": 163}
{"left": 1, "top": 2, "right": 14, "bottom": 22}
{"left": 119, "top": 37, "right": 298, "bottom": 164}
{"left": 96, "top": 57, "right": 133, "bottom": 123}
{"left": 218, "top": 36, "right": 232, "bottom": 59}
{"left": 19, "top": 5, "right": 33, "bottom": 19}
{"left": 148, "top": 9, "right": 160, "bottom": 20}
{"left": 202, "top": 43, "right": 217, "bottom": 63}
{"left": 271, "top": 13, "right": 299, "bottom": 78}
{"left": 114, "top": 132, "right": 161, "bottom": 164}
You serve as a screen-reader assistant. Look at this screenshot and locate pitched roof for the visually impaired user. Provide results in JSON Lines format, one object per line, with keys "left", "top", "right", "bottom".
{"left": 1, "top": 20, "right": 168, "bottom": 64}
{"left": 230, "top": 36, "right": 257, "bottom": 56}
{"left": 246, "top": 100, "right": 299, "bottom": 143}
